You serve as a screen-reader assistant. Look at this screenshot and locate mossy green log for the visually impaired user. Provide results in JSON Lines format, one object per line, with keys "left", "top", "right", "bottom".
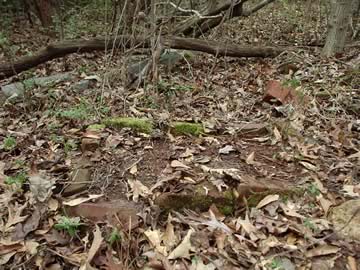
{"left": 103, "top": 117, "right": 153, "bottom": 134}
{"left": 244, "top": 187, "right": 305, "bottom": 208}
{"left": 155, "top": 193, "right": 234, "bottom": 215}
{"left": 171, "top": 122, "right": 204, "bottom": 136}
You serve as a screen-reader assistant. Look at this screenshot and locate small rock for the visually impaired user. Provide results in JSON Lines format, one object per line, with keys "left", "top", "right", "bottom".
{"left": 81, "top": 138, "right": 100, "bottom": 153}
{"left": 33, "top": 73, "right": 73, "bottom": 86}
{"left": 0, "top": 73, "right": 73, "bottom": 105}
{"left": 72, "top": 80, "right": 91, "bottom": 91}
{"left": 329, "top": 199, "right": 360, "bottom": 241}
{"left": 311, "top": 259, "right": 334, "bottom": 270}
{"left": 62, "top": 168, "right": 91, "bottom": 196}
{"left": 278, "top": 257, "right": 295, "bottom": 270}
{"left": 235, "top": 122, "right": 269, "bottom": 136}
{"left": 1, "top": 82, "right": 25, "bottom": 98}
{"left": 65, "top": 200, "right": 140, "bottom": 229}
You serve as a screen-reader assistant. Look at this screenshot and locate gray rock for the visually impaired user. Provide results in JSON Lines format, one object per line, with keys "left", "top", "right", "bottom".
{"left": 32, "top": 73, "right": 73, "bottom": 87}
{"left": 1, "top": 82, "right": 25, "bottom": 99}
{"left": 62, "top": 168, "right": 91, "bottom": 197}
{"left": 0, "top": 73, "right": 73, "bottom": 105}
{"left": 329, "top": 199, "right": 360, "bottom": 241}
{"left": 72, "top": 79, "right": 90, "bottom": 91}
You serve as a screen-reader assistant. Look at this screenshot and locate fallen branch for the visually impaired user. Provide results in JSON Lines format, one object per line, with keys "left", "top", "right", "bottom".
{"left": 0, "top": 36, "right": 284, "bottom": 79}
{"left": 173, "top": 0, "right": 276, "bottom": 37}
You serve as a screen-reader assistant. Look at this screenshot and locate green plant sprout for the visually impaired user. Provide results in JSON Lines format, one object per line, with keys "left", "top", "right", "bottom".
{"left": 307, "top": 183, "right": 320, "bottom": 197}
{"left": 107, "top": 228, "right": 121, "bottom": 245}
{"left": 2, "top": 136, "right": 16, "bottom": 151}
{"left": 303, "top": 218, "right": 317, "bottom": 231}
{"left": 268, "top": 257, "right": 284, "bottom": 270}
{"left": 5, "top": 172, "right": 27, "bottom": 186}
{"left": 64, "top": 139, "right": 78, "bottom": 155}
{"left": 54, "top": 216, "right": 82, "bottom": 237}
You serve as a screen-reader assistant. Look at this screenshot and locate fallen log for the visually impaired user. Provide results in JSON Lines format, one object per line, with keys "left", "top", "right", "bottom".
{"left": 0, "top": 36, "right": 284, "bottom": 79}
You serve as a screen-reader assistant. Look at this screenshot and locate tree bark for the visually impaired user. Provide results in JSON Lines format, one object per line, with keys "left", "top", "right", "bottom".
{"left": 0, "top": 36, "right": 284, "bottom": 79}
{"left": 33, "top": 0, "right": 54, "bottom": 27}
{"left": 323, "top": 0, "right": 353, "bottom": 56}
{"left": 116, "top": 0, "right": 151, "bottom": 34}
{"left": 351, "top": 0, "right": 360, "bottom": 38}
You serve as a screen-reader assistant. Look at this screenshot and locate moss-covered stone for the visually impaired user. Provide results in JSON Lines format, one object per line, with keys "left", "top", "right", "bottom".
{"left": 103, "top": 117, "right": 153, "bottom": 134}
{"left": 171, "top": 122, "right": 204, "bottom": 136}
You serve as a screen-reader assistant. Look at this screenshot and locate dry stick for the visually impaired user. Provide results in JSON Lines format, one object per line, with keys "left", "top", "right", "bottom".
{"left": 110, "top": 0, "right": 119, "bottom": 33}
{"left": 47, "top": 248, "right": 81, "bottom": 266}
{"left": 101, "top": 0, "right": 132, "bottom": 116}
{"left": 9, "top": 251, "right": 38, "bottom": 270}
{"left": 150, "top": 0, "right": 157, "bottom": 83}
{"left": 203, "top": 1, "right": 234, "bottom": 89}
{"left": 100, "top": 0, "right": 114, "bottom": 113}
{"left": 164, "top": 1, "right": 223, "bottom": 19}
{"left": 151, "top": 29, "right": 163, "bottom": 84}
{"left": 121, "top": 157, "right": 143, "bottom": 177}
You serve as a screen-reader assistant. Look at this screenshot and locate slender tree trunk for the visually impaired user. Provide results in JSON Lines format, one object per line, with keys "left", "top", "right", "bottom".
{"left": 351, "top": 0, "right": 360, "bottom": 38}
{"left": 323, "top": 0, "right": 353, "bottom": 56}
{"left": 353, "top": 0, "right": 360, "bottom": 13}
{"left": 33, "top": 0, "right": 54, "bottom": 27}
{"left": 22, "top": 0, "right": 34, "bottom": 26}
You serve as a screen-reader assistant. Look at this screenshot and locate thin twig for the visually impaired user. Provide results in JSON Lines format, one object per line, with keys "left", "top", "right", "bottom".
{"left": 162, "top": 1, "right": 223, "bottom": 19}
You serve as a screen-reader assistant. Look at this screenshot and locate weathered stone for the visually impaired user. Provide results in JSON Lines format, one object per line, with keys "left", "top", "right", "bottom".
{"left": 329, "top": 199, "right": 360, "bottom": 241}
{"left": 62, "top": 168, "right": 91, "bottom": 196}
{"left": 0, "top": 73, "right": 73, "bottom": 105}
{"left": 235, "top": 122, "right": 269, "bottom": 136}
{"left": 81, "top": 138, "right": 100, "bottom": 153}
{"left": 32, "top": 73, "right": 73, "bottom": 86}
{"left": 1, "top": 82, "right": 25, "bottom": 98}
{"left": 72, "top": 80, "right": 91, "bottom": 91}
{"left": 311, "top": 259, "right": 334, "bottom": 270}
{"left": 65, "top": 200, "right": 140, "bottom": 229}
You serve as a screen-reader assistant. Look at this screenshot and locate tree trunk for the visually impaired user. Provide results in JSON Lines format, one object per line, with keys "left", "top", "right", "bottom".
{"left": 323, "top": 0, "right": 353, "bottom": 56}
{"left": 116, "top": 0, "right": 151, "bottom": 34}
{"left": 353, "top": 0, "right": 360, "bottom": 13}
{"left": 351, "top": 0, "right": 360, "bottom": 38}
{"left": 33, "top": 0, "right": 54, "bottom": 27}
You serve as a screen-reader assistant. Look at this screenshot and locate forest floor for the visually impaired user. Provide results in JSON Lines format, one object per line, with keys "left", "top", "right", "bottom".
{"left": 1, "top": 1, "right": 360, "bottom": 270}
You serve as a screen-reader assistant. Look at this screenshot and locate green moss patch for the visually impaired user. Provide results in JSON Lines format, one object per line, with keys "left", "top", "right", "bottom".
{"left": 103, "top": 117, "right": 153, "bottom": 134}
{"left": 171, "top": 122, "right": 204, "bottom": 136}
{"left": 87, "top": 124, "right": 106, "bottom": 131}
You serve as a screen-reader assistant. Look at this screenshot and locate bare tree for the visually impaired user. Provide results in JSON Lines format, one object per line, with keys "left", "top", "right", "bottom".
{"left": 323, "top": 0, "right": 353, "bottom": 56}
